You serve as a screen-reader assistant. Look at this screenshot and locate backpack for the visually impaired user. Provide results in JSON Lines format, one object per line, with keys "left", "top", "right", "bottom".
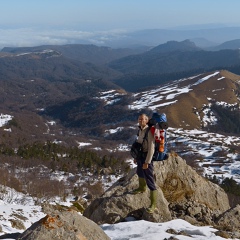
{"left": 148, "top": 112, "right": 168, "bottom": 161}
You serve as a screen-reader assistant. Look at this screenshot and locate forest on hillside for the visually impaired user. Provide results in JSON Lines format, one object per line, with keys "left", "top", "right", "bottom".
{"left": 0, "top": 140, "right": 130, "bottom": 201}
{"left": 209, "top": 103, "right": 240, "bottom": 134}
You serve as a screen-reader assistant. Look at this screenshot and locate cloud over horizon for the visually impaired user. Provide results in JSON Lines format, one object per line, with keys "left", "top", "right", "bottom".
{"left": 0, "top": 27, "right": 129, "bottom": 49}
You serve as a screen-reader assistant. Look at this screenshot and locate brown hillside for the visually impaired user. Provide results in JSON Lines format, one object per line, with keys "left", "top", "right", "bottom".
{"left": 159, "top": 71, "right": 240, "bottom": 129}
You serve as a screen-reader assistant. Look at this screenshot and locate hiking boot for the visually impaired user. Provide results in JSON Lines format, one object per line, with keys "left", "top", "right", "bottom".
{"left": 132, "top": 177, "right": 146, "bottom": 194}
{"left": 146, "top": 190, "right": 157, "bottom": 213}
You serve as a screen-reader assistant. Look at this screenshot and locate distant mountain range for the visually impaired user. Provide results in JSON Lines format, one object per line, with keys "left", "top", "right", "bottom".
{"left": 108, "top": 40, "right": 240, "bottom": 76}
{"left": 2, "top": 40, "right": 240, "bottom": 93}
{"left": 0, "top": 49, "right": 120, "bottom": 82}
{"left": 108, "top": 40, "right": 240, "bottom": 91}
{"left": 1, "top": 44, "right": 147, "bottom": 65}
{"left": 124, "top": 27, "right": 240, "bottom": 47}
{"left": 47, "top": 26, "right": 240, "bottom": 49}
{"left": 0, "top": 41, "right": 239, "bottom": 149}
{"left": 2, "top": 26, "right": 240, "bottom": 50}
{"left": 147, "top": 39, "right": 201, "bottom": 53}
{"left": 206, "top": 39, "right": 240, "bottom": 51}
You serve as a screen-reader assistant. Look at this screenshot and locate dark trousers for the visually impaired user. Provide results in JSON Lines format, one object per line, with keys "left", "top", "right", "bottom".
{"left": 136, "top": 157, "right": 156, "bottom": 191}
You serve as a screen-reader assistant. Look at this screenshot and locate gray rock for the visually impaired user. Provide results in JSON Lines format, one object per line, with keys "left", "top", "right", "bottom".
{"left": 83, "top": 152, "right": 230, "bottom": 225}
{"left": 83, "top": 166, "right": 172, "bottom": 224}
{"left": 17, "top": 209, "right": 110, "bottom": 240}
{"left": 216, "top": 204, "right": 240, "bottom": 234}
{"left": 154, "top": 153, "right": 230, "bottom": 212}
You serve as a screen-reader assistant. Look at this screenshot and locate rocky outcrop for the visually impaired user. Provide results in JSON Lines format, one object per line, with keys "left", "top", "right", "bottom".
{"left": 83, "top": 152, "right": 230, "bottom": 226}
{"left": 215, "top": 205, "right": 240, "bottom": 236}
{"left": 154, "top": 152, "right": 229, "bottom": 211}
{"left": 83, "top": 168, "right": 172, "bottom": 224}
{"left": 17, "top": 209, "right": 110, "bottom": 240}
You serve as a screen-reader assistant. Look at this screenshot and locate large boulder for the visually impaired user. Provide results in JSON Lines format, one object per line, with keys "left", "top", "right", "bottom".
{"left": 17, "top": 209, "right": 110, "bottom": 240}
{"left": 155, "top": 152, "right": 230, "bottom": 225}
{"left": 83, "top": 152, "right": 230, "bottom": 225}
{"left": 154, "top": 152, "right": 229, "bottom": 212}
{"left": 83, "top": 164, "right": 172, "bottom": 224}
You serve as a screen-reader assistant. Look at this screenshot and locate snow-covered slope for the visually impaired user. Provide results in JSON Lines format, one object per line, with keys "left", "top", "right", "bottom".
{"left": 0, "top": 187, "right": 235, "bottom": 239}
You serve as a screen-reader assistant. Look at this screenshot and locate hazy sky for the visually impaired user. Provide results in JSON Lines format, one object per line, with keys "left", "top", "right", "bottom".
{"left": 1, "top": 0, "right": 240, "bottom": 48}
{"left": 1, "top": 0, "right": 240, "bottom": 29}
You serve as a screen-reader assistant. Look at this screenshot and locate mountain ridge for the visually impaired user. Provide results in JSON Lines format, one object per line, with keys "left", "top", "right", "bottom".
{"left": 1, "top": 44, "right": 147, "bottom": 65}
{"left": 0, "top": 66, "right": 239, "bottom": 145}
{"left": 108, "top": 46, "right": 240, "bottom": 75}
{"left": 207, "top": 39, "right": 240, "bottom": 51}
{"left": 108, "top": 27, "right": 240, "bottom": 48}
{"left": 148, "top": 39, "right": 201, "bottom": 53}
{"left": 0, "top": 50, "right": 120, "bottom": 82}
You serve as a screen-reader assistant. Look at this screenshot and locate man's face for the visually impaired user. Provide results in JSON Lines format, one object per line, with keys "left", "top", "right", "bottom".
{"left": 138, "top": 115, "right": 148, "bottom": 127}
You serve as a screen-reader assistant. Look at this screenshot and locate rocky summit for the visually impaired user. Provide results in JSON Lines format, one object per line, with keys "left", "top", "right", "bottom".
{"left": 83, "top": 152, "right": 240, "bottom": 237}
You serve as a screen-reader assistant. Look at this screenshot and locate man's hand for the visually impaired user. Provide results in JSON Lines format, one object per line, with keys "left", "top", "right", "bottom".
{"left": 142, "top": 163, "right": 148, "bottom": 169}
